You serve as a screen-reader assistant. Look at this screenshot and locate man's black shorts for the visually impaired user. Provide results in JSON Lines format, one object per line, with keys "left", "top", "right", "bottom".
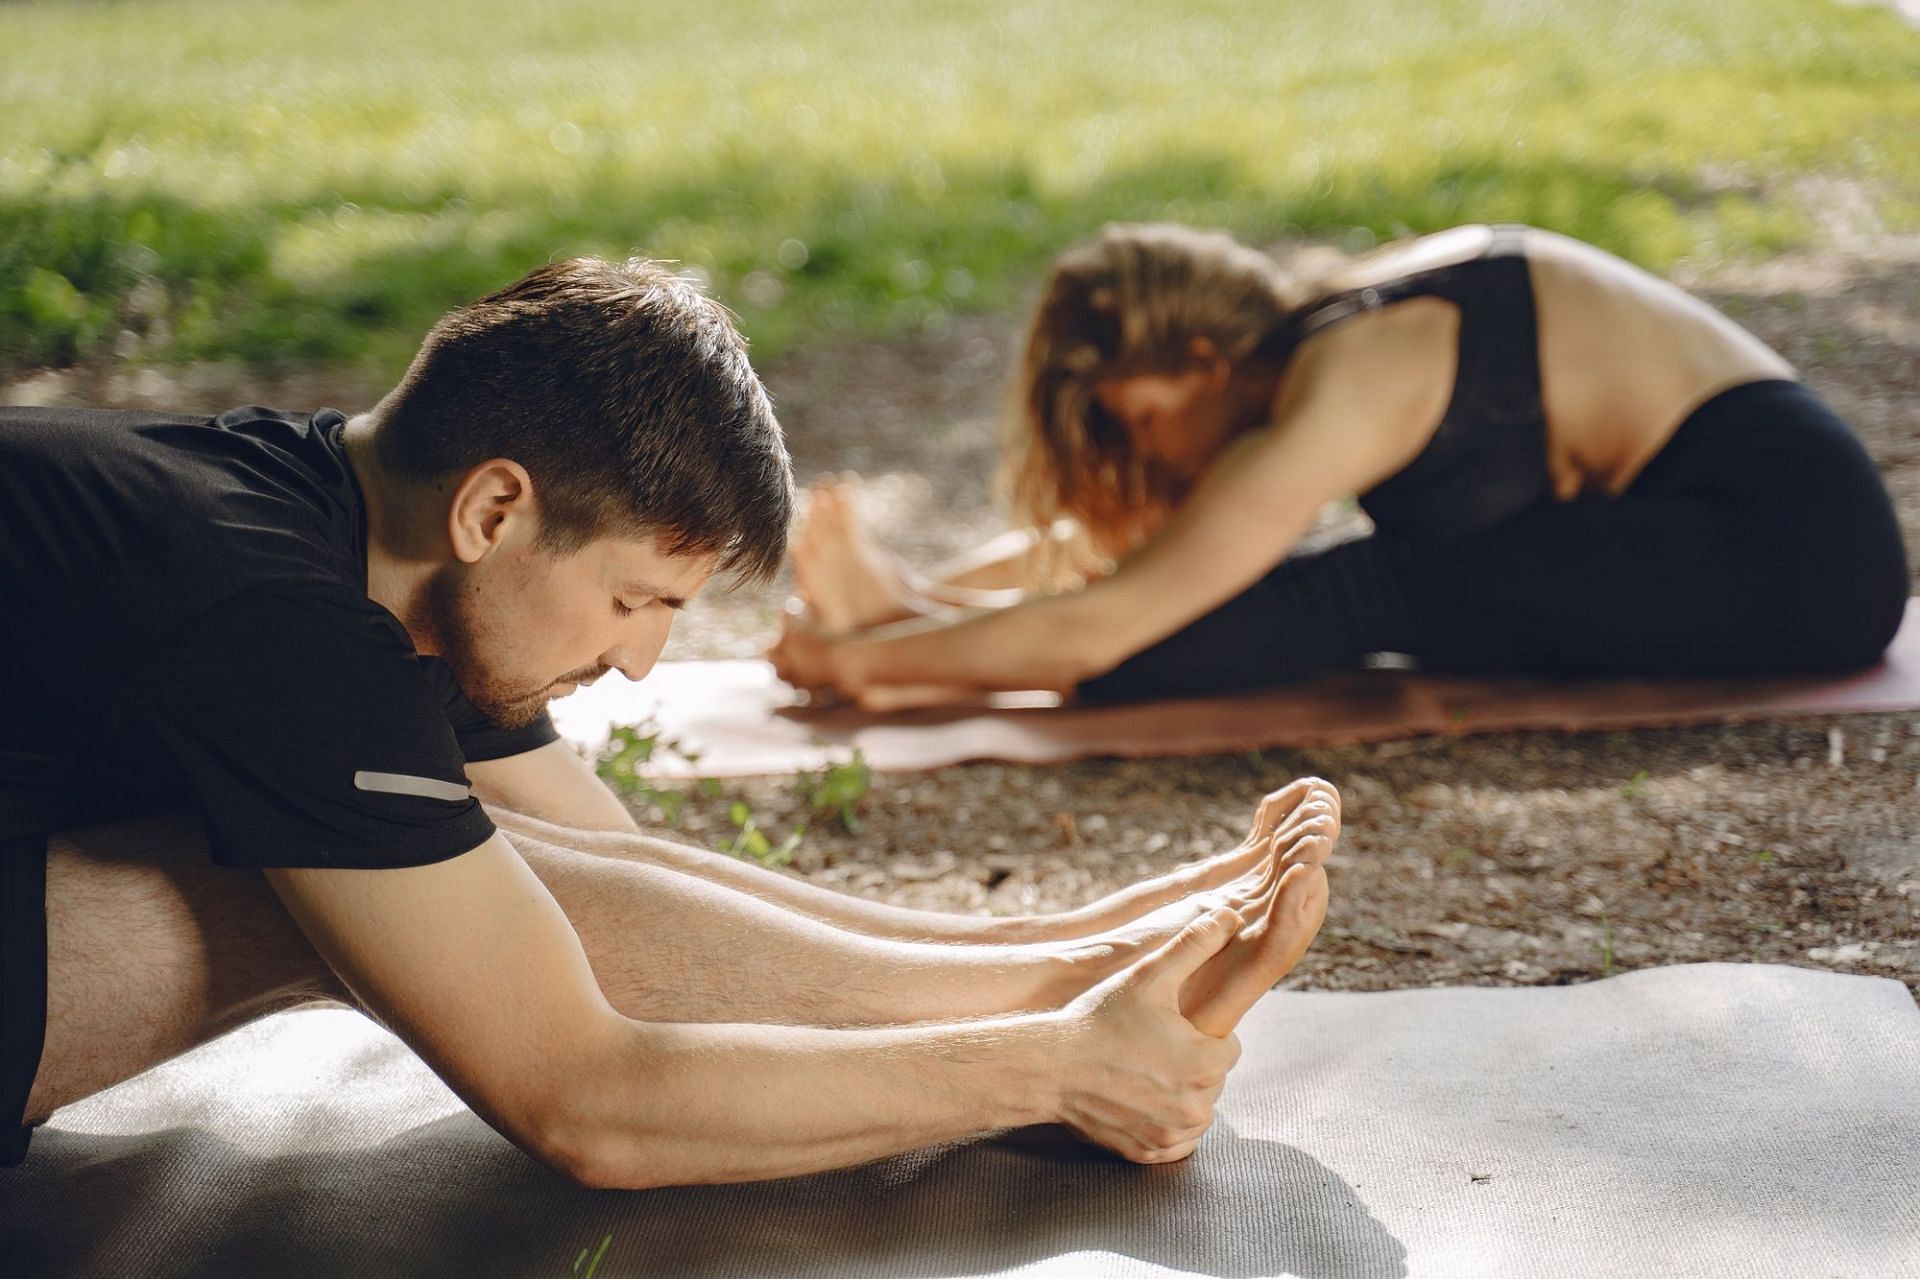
{"left": 1, "top": 833, "right": 48, "bottom": 1167}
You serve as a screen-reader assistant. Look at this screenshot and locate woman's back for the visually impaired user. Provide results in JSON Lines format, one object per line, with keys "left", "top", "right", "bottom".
{"left": 1295, "top": 226, "right": 1795, "bottom": 501}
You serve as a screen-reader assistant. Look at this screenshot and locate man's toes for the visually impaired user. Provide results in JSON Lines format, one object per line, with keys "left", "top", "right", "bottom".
{"left": 1227, "top": 816, "right": 1331, "bottom": 917}
{"left": 1272, "top": 819, "right": 1337, "bottom": 869}
{"left": 1270, "top": 863, "right": 1330, "bottom": 958}
{"left": 1286, "top": 865, "right": 1330, "bottom": 935}
{"left": 1250, "top": 779, "right": 1316, "bottom": 842}
{"left": 1290, "top": 780, "right": 1341, "bottom": 842}
{"left": 1262, "top": 801, "right": 1339, "bottom": 856}
{"left": 1304, "top": 778, "right": 1342, "bottom": 821}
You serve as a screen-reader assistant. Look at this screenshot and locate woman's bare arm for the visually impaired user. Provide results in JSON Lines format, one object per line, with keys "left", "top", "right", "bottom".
{"left": 773, "top": 321, "right": 1448, "bottom": 697}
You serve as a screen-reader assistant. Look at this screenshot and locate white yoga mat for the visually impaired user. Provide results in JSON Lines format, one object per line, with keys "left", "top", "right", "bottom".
{"left": 4, "top": 963, "right": 1917, "bottom": 1277}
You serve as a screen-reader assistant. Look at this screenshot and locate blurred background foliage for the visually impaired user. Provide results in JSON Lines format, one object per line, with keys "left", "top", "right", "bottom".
{"left": 2, "top": 0, "right": 1918, "bottom": 377}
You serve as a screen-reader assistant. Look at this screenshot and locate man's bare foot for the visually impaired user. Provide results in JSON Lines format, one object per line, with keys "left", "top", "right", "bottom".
{"left": 1178, "top": 826, "right": 1334, "bottom": 1038}
{"left": 789, "top": 480, "right": 916, "bottom": 633}
{"left": 1026, "top": 787, "right": 1339, "bottom": 1014}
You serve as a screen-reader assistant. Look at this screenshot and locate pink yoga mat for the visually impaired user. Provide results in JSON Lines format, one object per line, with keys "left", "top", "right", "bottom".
{"left": 547, "top": 600, "right": 1920, "bottom": 777}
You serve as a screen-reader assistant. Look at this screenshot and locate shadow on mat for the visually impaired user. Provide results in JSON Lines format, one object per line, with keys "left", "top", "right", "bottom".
{"left": 12, "top": 1116, "right": 1407, "bottom": 1278}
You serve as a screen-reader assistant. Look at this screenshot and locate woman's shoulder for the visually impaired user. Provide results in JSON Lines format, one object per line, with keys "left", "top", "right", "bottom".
{"left": 1311, "top": 224, "right": 1497, "bottom": 297}
{"left": 1282, "top": 294, "right": 1461, "bottom": 423}
{"left": 1266, "top": 281, "right": 1465, "bottom": 488}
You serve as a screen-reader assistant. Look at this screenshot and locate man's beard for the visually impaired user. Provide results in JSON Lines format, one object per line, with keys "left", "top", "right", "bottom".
{"left": 421, "top": 565, "right": 559, "bottom": 730}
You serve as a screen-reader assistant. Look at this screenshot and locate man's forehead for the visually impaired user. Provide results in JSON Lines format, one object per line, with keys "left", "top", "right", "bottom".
{"left": 599, "top": 535, "right": 721, "bottom": 594}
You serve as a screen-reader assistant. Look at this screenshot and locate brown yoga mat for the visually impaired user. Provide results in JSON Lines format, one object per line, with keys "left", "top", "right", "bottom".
{"left": 548, "top": 599, "right": 1920, "bottom": 777}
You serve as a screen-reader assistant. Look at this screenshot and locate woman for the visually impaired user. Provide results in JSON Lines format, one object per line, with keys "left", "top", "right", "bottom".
{"left": 770, "top": 223, "right": 1909, "bottom": 705}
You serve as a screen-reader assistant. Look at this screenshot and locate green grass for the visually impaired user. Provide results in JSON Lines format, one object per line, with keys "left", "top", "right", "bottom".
{"left": 3, "top": 0, "right": 1919, "bottom": 376}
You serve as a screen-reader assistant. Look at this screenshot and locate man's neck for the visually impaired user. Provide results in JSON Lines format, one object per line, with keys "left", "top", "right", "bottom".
{"left": 339, "top": 413, "right": 443, "bottom": 654}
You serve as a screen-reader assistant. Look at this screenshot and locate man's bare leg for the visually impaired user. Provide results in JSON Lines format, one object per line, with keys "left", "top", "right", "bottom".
{"left": 28, "top": 799, "right": 1336, "bottom": 1121}
{"left": 493, "top": 777, "right": 1340, "bottom": 945}
{"left": 506, "top": 800, "right": 1336, "bottom": 1028}
{"left": 27, "top": 813, "right": 352, "bottom": 1120}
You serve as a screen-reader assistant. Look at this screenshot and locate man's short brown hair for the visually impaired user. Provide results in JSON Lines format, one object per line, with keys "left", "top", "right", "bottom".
{"left": 373, "top": 257, "right": 791, "bottom": 582}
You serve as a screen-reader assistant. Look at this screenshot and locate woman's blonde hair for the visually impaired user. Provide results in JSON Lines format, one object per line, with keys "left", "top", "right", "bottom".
{"left": 1000, "top": 223, "right": 1301, "bottom": 565}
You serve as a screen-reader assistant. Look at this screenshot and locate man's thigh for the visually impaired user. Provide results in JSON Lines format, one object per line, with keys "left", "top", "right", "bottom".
{"left": 25, "top": 811, "right": 346, "bottom": 1122}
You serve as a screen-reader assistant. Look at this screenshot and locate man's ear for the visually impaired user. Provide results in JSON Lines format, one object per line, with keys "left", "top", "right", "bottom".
{"left": 446, "top": 459, "right": 536, "bottom": 564}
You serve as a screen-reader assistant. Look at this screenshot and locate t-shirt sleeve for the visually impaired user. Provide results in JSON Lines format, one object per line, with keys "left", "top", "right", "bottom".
{"left": 419, "top": 657, "right": 561, "bottom": 763}
{"left": 128, "top": 585, "right": 499, "bottom": 869}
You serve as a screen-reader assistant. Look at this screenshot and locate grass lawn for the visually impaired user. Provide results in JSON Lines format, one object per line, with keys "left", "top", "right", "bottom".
{"left": 3, "top": 0, "right": 1918, "bottom": 375}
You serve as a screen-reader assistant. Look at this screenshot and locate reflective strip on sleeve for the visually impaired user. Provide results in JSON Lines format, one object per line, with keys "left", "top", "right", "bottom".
{"left": 351, "top": 770, "right": 471, "bottom": 803}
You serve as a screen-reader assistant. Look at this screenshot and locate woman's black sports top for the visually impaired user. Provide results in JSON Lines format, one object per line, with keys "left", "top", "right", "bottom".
{"left": 1263, "top": 224, "right": 1551, "bottom": 540}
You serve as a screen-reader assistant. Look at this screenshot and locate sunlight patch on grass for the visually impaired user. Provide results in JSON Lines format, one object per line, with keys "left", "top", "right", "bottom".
{"left": 3, "top": 0, "right": 1917, "bottom": 373}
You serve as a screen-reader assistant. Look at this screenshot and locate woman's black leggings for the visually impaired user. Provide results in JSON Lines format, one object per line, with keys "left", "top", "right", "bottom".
{"left": 1079, "top": 380, "right": 1911, "bottom": 702}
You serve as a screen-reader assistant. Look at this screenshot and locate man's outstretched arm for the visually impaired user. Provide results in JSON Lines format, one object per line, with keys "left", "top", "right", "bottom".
{"left": 467, "top": 738, "right": 639, "bottom": 833}
{"left": 266, "top": 834, "right": 1242, "bottom": 1187}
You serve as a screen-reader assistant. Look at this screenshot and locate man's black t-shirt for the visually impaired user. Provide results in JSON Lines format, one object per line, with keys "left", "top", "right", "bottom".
{"left": 0, "top": 406, "right": 559, "bottom": 868}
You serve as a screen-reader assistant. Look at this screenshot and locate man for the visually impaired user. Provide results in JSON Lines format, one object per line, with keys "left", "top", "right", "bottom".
{"left": 0, "top": 257, "right": 1336, "bottom": 1188}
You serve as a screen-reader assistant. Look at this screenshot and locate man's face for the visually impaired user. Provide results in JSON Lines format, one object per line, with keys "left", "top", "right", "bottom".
{"left": 425, "top": 529, "right": 719, "bottom": 729}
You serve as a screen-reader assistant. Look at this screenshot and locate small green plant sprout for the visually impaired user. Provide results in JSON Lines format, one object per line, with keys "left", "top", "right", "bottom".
{"left": 572, "top": 1233, "right": 611, "bottom": 1278}
{"left": 1619, "top": 770, "right": 1651, "bottom": 800}
{"left": 1750, "top": 848, "right": 1777, "bottom": 867}
{"left": 594, "top": 720, "right": 660, "bottom": 783}
{"left": 593, "top": 720, "right": 714, "bottom": 826}
{"left": 1599, "top": 915, "right": 1616, "bottom": 978}
{"left": 1444, "top": 847, "right": 1476, "bottom": 869}
{"left": 798, "top": 749, "right": 872, "bottom": 834}
{"left": 720, "top": 800, "right": 805, "bottom": 867}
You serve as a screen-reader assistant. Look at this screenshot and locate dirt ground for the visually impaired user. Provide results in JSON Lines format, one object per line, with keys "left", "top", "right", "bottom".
{"left": 10, "top": 223, "right": 1920, "bottom": 1000}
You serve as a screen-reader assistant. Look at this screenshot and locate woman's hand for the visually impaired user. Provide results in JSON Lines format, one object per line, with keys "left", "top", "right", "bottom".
{"left": 768, "top": 614, "right": 982, "bottom": 711}
{"left": 848, "top": 682, "right": 984, "bottom": 712}
{"left": 767, "top": 611, "right": 849, "bottom": 695}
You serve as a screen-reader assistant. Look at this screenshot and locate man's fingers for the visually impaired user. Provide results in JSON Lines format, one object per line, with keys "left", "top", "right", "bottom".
{"left": 1135, "top": 905, "right": 1240, "bottom": 994}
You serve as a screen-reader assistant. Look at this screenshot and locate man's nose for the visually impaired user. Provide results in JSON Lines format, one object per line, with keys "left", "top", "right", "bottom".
{"left": 603, "top": 614, "right": 673, "bottom": 682}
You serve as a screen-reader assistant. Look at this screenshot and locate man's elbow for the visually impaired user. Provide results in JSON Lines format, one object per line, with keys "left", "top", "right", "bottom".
{"left": 533, "top": 1125, "right": 666, "bottom": 1192}
{"left": 503, "top": 1030, "right": 678, "bottom": 1190}
{"left": 524, "top": 1094, "right": 675, "bottom": 1191}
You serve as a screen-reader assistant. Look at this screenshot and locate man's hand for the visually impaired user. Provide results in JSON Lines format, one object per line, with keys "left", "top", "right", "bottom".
{"left": 1054, "top": 906, "right": 1246, "bottom": 1164}
{"left": 267, "top": 838, "right": 1084, "bottom": 1188}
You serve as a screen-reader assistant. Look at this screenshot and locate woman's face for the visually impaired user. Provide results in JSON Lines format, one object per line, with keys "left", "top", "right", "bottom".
{"left": 1093, "top": 359, "right": 1240, "bottom": 480}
